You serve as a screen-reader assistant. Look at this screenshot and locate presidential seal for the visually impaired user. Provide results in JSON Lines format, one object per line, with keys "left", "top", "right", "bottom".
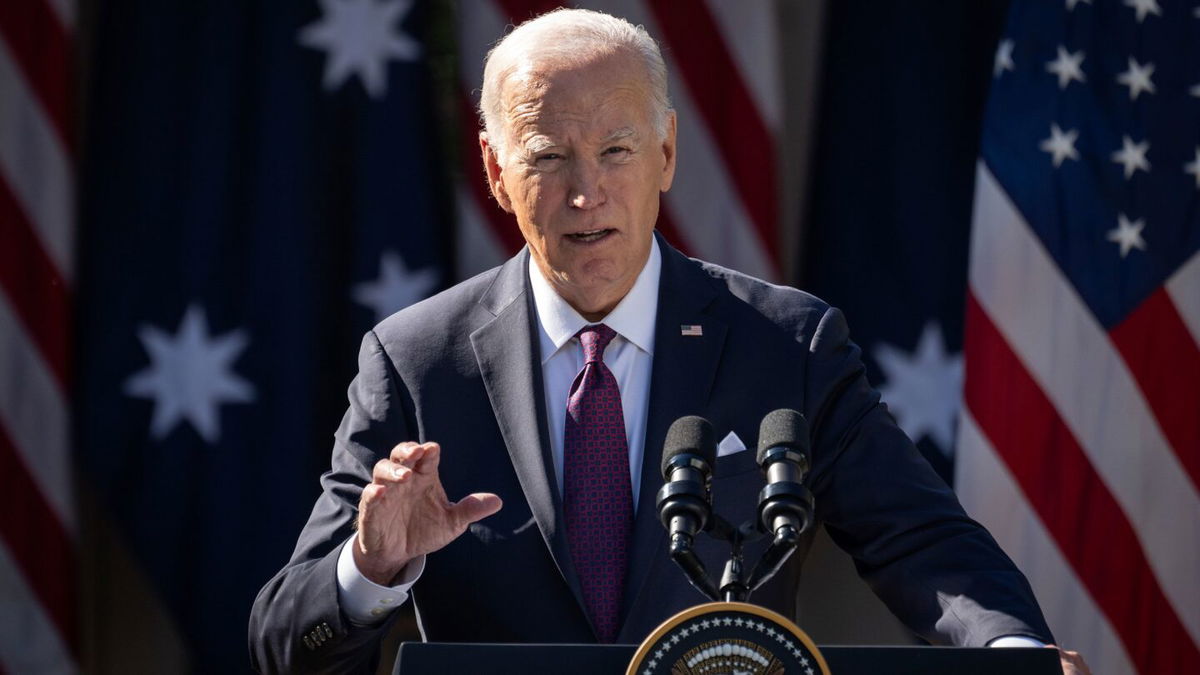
{"left": 627, "top": 602, "right": 831, "bottom": 675}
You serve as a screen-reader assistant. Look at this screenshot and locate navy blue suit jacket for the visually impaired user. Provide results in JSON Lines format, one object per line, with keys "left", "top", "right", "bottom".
{"left": 249, "top": 234, "right": 1052, "bottom": 674}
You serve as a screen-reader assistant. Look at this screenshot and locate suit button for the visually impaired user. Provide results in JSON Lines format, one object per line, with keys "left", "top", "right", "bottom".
{"left": 302, "top": 636, "right": 314, "bottom": 650}
{"left": 321, "top": 623, "right": 333, "bottom": 638}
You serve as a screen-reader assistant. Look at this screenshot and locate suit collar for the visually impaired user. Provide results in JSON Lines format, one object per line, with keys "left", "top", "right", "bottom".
{"left": 470, "top": 248, "right": 590, "bottom": 623}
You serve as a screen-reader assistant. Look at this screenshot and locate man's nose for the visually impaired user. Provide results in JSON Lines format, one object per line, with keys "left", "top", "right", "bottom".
{"left": 568, "top": 161, "right": 605, "bottom": 209}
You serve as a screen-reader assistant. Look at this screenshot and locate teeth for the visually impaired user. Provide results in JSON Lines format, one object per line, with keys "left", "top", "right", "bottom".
{"left": 570, "top": 229, "right": 609, "bottom": 240}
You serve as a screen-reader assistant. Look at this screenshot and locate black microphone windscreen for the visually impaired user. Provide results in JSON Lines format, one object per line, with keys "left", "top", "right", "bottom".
{"left": 756, "top": 409, "right": 809, "bottom": 465}
{"left": 661, "top": 416, "right": 717, "bottom": 479}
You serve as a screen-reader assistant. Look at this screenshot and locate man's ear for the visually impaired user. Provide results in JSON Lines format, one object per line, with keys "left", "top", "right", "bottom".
{"left": 480, "top": 132, "right": 514, "bottom": 213}
{"left": 659, "top": 111, "right": 677, "bottom": 193}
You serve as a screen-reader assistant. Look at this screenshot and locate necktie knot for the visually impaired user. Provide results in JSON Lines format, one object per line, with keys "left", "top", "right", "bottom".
{"left": 577, "top": 323, "right": 617, "bottom": 364}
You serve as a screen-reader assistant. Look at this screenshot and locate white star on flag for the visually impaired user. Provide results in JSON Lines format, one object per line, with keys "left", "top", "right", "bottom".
{"left": 1116, "top": 57, "right": 1156, "bottom": 100}
{"left": 1111, "top": 135, "right": 1151, "bottom": 179}
{"left": 1040, "top": 123, "right": 1080, "bottom": 167}
{"left": 1185, "top": 147, "right": 1200, "bottom": 189}
{"left": 124, "top": 304, "right": 256, "bottom": 444}
{"left": 1107, "top": 213, "right": 1148, "bottom": 258}
{"left": 1045, "top": 46, "right": 1086, "bottom": 89}
{"left": 874, "top": 322, "right": 963, "bottom": 455}
{"left": 994, "top": 39, "right": 1015, "bottom": 77}
{"left": 1066, "top": 0, "right": 1092, "bottom": 10}
{"left": 298, "top": 0, "right": 421, "bottom": 99}
{"left": 1192, "top": 83, "right": 1200, "bottom": 98}
{"left": 352, "top": 250, "right": 439, "bottom": 323}
{"left": 1124, "top": 0, "right": 1162, "bottom": 23}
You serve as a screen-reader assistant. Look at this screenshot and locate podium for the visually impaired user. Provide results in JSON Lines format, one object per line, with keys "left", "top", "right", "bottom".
{"left": 395, "top": 642, "right": 1062, "bottom": 674}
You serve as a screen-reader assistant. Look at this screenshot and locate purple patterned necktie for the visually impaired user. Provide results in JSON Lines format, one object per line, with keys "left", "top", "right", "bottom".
{"left": 564, "top": 323, "right": 633, "bottom": 643}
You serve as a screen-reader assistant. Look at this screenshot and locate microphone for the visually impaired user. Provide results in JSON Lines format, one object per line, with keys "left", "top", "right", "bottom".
{"left": 755, "top": 408, "right": 814, "bottom": 539}
{"left": 745, "top": 409, "right": 815, "bottom": 593}
{"left": 656, "top": 415, "right": 720, "bottom": 600}
{"left": 657, "top": 415, "right": 716, "bottom": 540}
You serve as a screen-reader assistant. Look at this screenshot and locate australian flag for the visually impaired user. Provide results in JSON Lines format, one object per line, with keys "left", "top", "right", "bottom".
{"left": 801, "top": 1, "right": 1012, "bottom": 482}
{"left": 76, "top": 1, "right": 450, "bottom": 671}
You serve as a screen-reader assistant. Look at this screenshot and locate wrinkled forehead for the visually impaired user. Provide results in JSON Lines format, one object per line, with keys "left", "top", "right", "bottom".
{"left": 498, "top": 52, "right": 653, "bottom": 137}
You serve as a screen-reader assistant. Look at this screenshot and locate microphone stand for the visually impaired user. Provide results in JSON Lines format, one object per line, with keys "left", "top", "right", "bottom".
{"left": 667, "top": 531, "right": 720, "bottom": 601}
{"left": 667, "top": 503, "right": 810, "bottom": 603}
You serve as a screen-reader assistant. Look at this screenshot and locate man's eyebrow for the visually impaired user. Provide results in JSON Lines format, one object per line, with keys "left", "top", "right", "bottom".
{"left": 601, "top": 127, "right": 638, "bottom": 144}
{"left": 523, "top": 136, "right": 556, "bottom": 154}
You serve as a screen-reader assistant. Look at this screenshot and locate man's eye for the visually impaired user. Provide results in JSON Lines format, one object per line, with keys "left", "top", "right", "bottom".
{"left": 604, "top": 146, "right": 631, "bottom": 156}
{"left": 536, "top": 153, "right": 563, "bottom": 162}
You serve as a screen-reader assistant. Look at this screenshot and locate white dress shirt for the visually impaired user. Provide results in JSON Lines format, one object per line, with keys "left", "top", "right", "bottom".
{"left": 336, "top": 241, "right": 662, "bottom": 625}
{"left": 531, "top": 238, "right": 660, "bottom": 509}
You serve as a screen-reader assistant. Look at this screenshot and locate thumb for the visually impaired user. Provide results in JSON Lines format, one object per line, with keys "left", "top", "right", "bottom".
{"left": 450, "top": 492, "right": 503, "bottom": 527}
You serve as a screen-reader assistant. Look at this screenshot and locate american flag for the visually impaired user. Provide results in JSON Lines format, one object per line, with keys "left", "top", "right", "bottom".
{"left": 0, "top": 0, "right": 78, "bottom": 673}
{"left": 455, "top": 0, "right": 783, "bottom": 281}
{"left": 955, "top": 1, "right": 1200, "bottom": 673}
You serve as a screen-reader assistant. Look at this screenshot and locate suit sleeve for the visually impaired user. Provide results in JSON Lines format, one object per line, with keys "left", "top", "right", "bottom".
{"left": 802, "top": 306, "right": 1053, "bottom": 647}
{"left": 249, "top": 330, "right": 412, "bottom": 674}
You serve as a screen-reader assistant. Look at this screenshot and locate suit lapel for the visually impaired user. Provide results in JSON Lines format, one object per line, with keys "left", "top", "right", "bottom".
{"left": 621, "top": 236, "right": 727, "bottom": 631}
{"left": 469, "top": 250, "right": 589, "bottom": 621}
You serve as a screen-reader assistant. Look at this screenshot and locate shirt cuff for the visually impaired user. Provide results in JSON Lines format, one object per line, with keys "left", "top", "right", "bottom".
{"left": 335, "top": 535, "right": 425, "bottom": 626}
{"left": 987, "top": 635, "right": 1047, "bottom": 648}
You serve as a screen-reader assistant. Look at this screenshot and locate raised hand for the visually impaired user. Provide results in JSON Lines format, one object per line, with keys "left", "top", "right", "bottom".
{"left": 352, "top": 441, "right": 503, "bottom": 585}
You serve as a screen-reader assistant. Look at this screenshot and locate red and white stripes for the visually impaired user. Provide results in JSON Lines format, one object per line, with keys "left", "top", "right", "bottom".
{"left": 454, "top": 0, "right": 782, "bottom": 282}
{"left": 0, "top": 1, "right": 77, "bottom": 672}
{"left": 956, "top": 163, "right": 1200, "bottom": 674}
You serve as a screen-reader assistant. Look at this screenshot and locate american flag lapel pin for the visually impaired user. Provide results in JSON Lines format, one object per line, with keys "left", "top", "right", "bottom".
{"left": 680, "top": 324, "right": 703, "bottom": 337}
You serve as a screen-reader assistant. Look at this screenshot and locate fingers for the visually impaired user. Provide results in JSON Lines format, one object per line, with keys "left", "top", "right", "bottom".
{"left": 1049, "top": 645, "right": 1091, "bottom": 675}
{"left": 372, "top": 458, "right": 413, "bottom": 484}
{"left": 450, "top": 492, "right": 503, "bottom": 528}
{"left": 389, "top": 441, "right": 442, "bottom": 475}
{"left": 389, "top": 441, "right": 425, "bottom": 465}
{"left": 373, "top": 441, "right": 442, "bottom": 484}
{"left": 413, "top": 442, "right": 441, "bottom": 475}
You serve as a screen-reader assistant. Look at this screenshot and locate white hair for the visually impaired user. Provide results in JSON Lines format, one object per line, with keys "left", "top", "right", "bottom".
{"left": 479, "top": 8, "right": 672, "bottom": 163}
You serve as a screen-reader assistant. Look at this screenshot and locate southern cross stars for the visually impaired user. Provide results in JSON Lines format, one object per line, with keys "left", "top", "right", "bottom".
{"left": 1046, "top": 46, "right": 1086, "bottom": 89}
{"left": 994, "top": 39, "right": 1014, "bottom": 77}
{"left": 298, "top": 0, "right": 421, "bottom": 99}
{"left": 874, "top": 322, "right": 963, "bottom": 455}
{"left": 352, "top": 250, "right": 439, "bottom": 323}
{"left": 1124, "top": 0, "right": 1162, "bottom": 23}
{"left": 1040, "top": 123, "right": 1080, "bottom": 167}
{"left": 124, "top": 304, "right": 256, "bottom": 444}
{"left": 1185, "top": 147, "right": 1200, "bottom": 189}
{"left": 1108, "top": 214, "right": 1147, "bottom": 258}
{"left": 1111, "top": 136, "right": 1150, "bottom": 179}
{"left": 1116, "top": 57, "right": 1156, "bottom": 100}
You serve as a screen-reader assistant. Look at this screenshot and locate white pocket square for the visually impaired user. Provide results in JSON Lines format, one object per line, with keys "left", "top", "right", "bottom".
{"left": 717, "top": 431, "right": 747, "bottom": 457}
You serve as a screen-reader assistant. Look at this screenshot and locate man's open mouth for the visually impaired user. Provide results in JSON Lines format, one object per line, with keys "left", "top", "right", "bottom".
{"left": 566, "top": 228, "right": 615, "bottom": 243}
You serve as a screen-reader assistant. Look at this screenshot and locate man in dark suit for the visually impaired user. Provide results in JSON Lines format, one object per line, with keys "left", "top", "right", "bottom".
{"left": 250, "top": 8, "right": 1090, "bottom": 675}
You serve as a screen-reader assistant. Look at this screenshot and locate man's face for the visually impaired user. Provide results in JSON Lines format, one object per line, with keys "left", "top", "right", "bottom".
{"left": 482, "top": 51, "right": 677, "bottom": 320}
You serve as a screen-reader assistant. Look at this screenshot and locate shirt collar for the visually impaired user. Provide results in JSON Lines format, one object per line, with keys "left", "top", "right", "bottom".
{"left": 529, "top": 237, "right": 661, "bottom": 363}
